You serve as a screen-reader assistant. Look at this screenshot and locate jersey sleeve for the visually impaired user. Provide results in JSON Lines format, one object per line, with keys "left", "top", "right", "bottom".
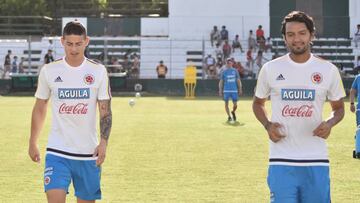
{"left": 34, "top": 66, "right": 51, "bottom": 99}
{"left": 351, "top": 75, "right": 359, "bottom": 90}
{"left": 254, "top": 64, "right": 270, "bottom": 99}
{"left": 327, "top": 66, "right": 346, "bottom": 101}
{"left": 98, "top": 67, "right": 111, "bottom": 100}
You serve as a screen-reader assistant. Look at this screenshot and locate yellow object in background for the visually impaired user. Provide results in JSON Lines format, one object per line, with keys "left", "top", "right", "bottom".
{"left": 184, "top": 65, "right": 197, "bottom": 99}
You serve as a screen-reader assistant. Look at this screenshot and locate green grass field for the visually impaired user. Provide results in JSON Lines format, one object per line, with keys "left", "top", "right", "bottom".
{"left": 1, "top": 96, "right": 360, "bottom": 202}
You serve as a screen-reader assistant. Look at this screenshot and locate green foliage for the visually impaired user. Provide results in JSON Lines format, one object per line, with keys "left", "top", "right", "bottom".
{"left": 0, "top": 96, "right": 359, "bottom": 202}
{"left": 0, "top": 0, "right": 49, "bottom": 16}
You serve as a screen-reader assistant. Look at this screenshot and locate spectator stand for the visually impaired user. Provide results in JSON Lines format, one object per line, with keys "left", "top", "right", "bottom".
{"left": 272, "top": 37, "right": 356, "bottom": 77}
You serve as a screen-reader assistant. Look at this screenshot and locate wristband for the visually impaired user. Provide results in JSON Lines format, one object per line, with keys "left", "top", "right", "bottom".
{"left": 351, "top": 102, "right": 355, "bottom": 105}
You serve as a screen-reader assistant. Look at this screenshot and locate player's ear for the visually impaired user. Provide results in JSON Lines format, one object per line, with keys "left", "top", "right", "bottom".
{"left": 84, "top": 36, "right": 90, "bottom": 46}
{"left": 282, "top": 35, "right": 287, "bottom": 45}
{"left": 60, "top": 36, "right": 65, "bottom": 46}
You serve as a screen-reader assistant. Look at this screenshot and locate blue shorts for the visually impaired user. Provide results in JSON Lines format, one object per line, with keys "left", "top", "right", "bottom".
{"left": 44, "top": 154, "right": 101, "bottom": 200}
{"left": 267, "top": 165, "right": 330, "bottom": 203}
{"left": 223, "top": 92, "right": 238, "bottom": 102}
{"left": 356, "top": 108, "right": 360, "bottom": 127}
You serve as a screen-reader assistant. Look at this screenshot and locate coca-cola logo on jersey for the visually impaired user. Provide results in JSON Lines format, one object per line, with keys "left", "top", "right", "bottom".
{"left": 282, "top": 105, "right": 313, "bottom": 117}
{"left": 59, "top": 103, "right": 88, "bottom": 114}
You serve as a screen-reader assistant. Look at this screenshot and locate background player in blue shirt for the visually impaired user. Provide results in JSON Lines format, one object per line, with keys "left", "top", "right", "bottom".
{"left": 218, "top": 58, "right": 243, "bottom": 122}
{"left": 350, "top": 74, "right": 360, "bottom": 126}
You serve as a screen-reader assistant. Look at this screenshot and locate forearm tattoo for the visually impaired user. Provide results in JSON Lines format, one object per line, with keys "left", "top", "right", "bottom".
{"left": 100, "top": 100, "right": 112, "bottom": 141}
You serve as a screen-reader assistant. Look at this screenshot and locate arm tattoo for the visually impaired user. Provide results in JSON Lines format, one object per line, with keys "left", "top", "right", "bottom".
{"left": 99, "top": 100, "right": 112, "bottom": 141}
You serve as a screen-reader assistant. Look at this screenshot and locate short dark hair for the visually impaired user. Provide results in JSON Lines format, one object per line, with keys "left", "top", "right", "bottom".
{"left": 281, "top": 11, "right": 315, "bottom": 36}
{"left": 63, "top": 21, "right": 86, "bottom": 37}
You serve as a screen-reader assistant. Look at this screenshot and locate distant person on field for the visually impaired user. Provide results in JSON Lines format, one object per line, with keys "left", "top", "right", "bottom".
{"left": 156, "top": 60, "right": 168, "bottom": 78}
{"left": 219, "top": 57, "right": 243, "bottom": 122}
{"left": 350, "top": 59, "right": 360, "bottom": 127}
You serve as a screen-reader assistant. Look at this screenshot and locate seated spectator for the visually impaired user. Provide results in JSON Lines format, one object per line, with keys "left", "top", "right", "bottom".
{"left": 12, "top": 56, "right": 18, "bottom": 73}
{"left": 256, "top": 25, "right": 265, "bottom": 42}
{"left": 210, "top": 26, "right": 220, "bottom": 47}
{"left": 258, "top": 36, "right": 266, "bottom": 52}
{"left": 156, "top": 60, "right": 168, "bottom": 78}
{"left": 232, "top": 35, "right": 244, "bottom": 53}
{"left": 122, "top": 56, "right": 132, "bottom": 73}
{"left": 215, "top": 43, "right": 223, "bottom": 60}
{"left": 220, "top": 25, "right": 229, "bottom": 43}
{"left": 44, "top": 49, "right": 54, "bottom": 64}
{"left": 355, "top": 24, "right": 360, "bottom": 48}
{"left": 204, "top": 54, "right": 217, "bottom": 79}
{"left": 216, "top": 57, "right": 224, "bottom": 74}
{"left": 18, "top": 57, "right": 25, "bottom": 73}
{"left": 231, "top": 58, "right": 246, "bottom": 78}
{"left": 109, "top": 57, "right": 123, "bottom": 73}
{"left": 254, "top": 50, "right": 269, "bottom": 78}
{"left": 246, "top": 46, "right": 254, "bottom": 77}
{"left": 130, "top": 54, "right": 140, "bottom": 78}
{"left": 265, "top": 37, "right": 273, "bottom": 52}
{"left": 248, "top": 30, "right": 257, "bottom": 52}
{"left": 222, "top": 40, "right": 232, "bottom": 60}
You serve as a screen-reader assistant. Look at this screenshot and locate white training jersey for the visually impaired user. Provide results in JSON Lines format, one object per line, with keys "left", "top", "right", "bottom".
{"left": 35, "top": 57, "right": 111, "bottom": 160}
{"left": 255, "top": 53, "right": 345, "bottom": 166}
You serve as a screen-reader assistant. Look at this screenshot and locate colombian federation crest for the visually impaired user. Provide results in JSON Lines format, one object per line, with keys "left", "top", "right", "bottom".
{"left": 311, "top": 72, "right": 322, "bottom": 84}
{"left": 44, "top": 176, "right": 51, "bottom": 185}
{"left": 84, "top": 74, "right": 95, "bottom": 85}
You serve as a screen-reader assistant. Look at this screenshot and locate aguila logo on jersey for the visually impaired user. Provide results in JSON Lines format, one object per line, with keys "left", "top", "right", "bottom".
{"left": 59, "top": 103, "right": 88, "bottom": 114}
{"left": 281, "top": 89, "right": 315, "bottom": 101}
{"left": 311, "top": 72, "right": 322, "bottom": 84}
{"left": 58, "top": 88, "right": 90, "bottom": 99}
{"left": 84, "top": 74, "right": 95, "bottom": 85}
{"left": 282, "top": 105, "right": 314, "bottom": 117}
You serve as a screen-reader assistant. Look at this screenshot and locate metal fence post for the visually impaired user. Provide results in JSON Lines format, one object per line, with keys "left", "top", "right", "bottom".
{"left": 28, "top": 35, "right": 32, "bottom": 74}
{"left": 170, "top": 38, "right": 172, "bottom": 79}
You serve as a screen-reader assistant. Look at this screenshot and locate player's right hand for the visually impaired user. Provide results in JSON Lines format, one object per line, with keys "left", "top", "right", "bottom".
{"left": 219, "top": 90, "right": 223, "bottom": 97}
{"left": 28, "top": 144, "right": 41, "bottom": 163}
{"left": 350, "top": 104, "right": 356, "bottom": 113}
{"left": 267, "top": 122, "right": 286, "bottom": 143}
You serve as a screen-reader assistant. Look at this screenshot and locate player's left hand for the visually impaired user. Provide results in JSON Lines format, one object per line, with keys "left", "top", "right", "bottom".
{"left": 238, "top": 89, "right": 243, "bottom": 96}
{"left": 94, "top": 138, "right": 107, "bottom": 166}
{"left": 313, "top": 121, "right": 331, "bottom": 139}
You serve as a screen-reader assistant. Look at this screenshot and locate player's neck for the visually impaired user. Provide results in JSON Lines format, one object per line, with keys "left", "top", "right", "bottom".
{"left": 289, "top": 51, "right": 311, "bottom": 63}
{"left": 65, "top": 56, "right": 85, "bottom": 67}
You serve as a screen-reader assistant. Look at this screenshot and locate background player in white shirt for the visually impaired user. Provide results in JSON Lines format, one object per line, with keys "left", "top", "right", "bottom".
{"left": 252, "top": 11, "right": 344, "bottom": 203}
{"left": 28, "top": 21, "right": 112, "bottom": 203}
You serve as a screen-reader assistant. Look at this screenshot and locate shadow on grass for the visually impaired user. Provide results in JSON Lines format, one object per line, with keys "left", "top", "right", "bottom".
{"left": 223, "top": 121, "right": 245, "bottom": 127}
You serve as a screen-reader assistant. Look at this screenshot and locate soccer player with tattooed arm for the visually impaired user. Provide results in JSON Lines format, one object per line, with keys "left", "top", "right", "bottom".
{"left": 252, "top": 11, "right": 344, "bottom": 203}
{"left": 28, "top": 21, "right": 112, "bottom": 203}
